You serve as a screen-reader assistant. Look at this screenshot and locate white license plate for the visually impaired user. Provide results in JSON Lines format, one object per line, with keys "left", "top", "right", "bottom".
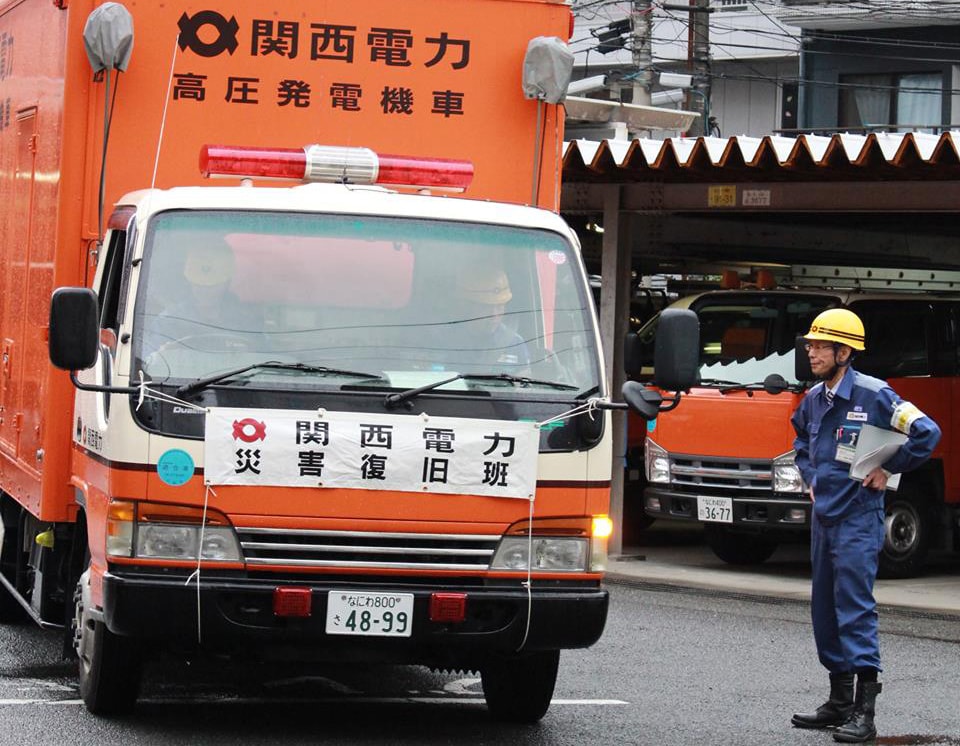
{"left": 325, "top": 591, "right": 414, "bottom": 637}
{"left": 698, "top": 496, "right": 733, "bottom": 523}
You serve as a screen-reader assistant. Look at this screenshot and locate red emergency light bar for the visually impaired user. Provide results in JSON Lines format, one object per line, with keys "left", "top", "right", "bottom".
{"left": 199, "top": 144, "right": 474, "bottom": 192}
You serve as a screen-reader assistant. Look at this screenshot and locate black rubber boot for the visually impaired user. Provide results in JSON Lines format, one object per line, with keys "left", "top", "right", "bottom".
{"left": 833, "top": 680, "right": 882, "bottom": 743}
{"left": 791, "top": 672, "right": 855, "bottom": 729}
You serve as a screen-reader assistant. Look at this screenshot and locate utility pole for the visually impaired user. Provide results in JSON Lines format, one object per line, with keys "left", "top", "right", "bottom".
{"left": 690, "top": 0, "right": 711, "bottom": 134}
{"left": 631, "top": 0, "right": 654, "bottom": 107}
{"left": 663, "top": 0, "right": 712, "bottom": 134}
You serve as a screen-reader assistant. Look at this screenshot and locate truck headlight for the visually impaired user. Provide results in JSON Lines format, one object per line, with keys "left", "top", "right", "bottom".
{"left": 645, "top": 439, "right": 671, "bottom": 484}
{"left": 772, "top": 451, "right": 803, "bottom": 493}
{"left": 490, "top": 536, "right": 588, "bottom": 572}
{"left": 106, "top": 499, "right": 243, "bottom": 562}
{"left": 490, "top": 515, "right": 609, "bottom": 572}
{"left": 136, "top": 525, "right": 241, "bottom": 561}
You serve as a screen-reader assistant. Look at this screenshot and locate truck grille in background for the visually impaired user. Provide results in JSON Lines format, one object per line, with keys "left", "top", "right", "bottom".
{"left": 236, "top": 528, "right": 500, "bottom": 571}
{"left": 670, "top": 455, "right": 772, "bottom": 498}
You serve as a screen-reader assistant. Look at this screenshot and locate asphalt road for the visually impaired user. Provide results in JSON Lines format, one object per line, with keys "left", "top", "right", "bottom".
{"left": 2, "top": 581, "right": 959, "bottom": 745}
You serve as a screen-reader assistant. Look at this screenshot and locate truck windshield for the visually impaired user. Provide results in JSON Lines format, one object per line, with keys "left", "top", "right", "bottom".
{"left": 131, "top": 210, "right": 599, "bottom": 398}
{"left": 638, "top": 293, "right": 836, "bottom": 386}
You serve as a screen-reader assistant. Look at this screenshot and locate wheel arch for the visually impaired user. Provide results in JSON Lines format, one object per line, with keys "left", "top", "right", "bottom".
{"left": 894, "top": 458, "right": 948, "bottom": 551}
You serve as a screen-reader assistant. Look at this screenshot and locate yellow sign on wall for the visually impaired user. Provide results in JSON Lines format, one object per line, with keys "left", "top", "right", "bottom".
{"left": 708, "top": 185, "right": 737, "bottom": 208}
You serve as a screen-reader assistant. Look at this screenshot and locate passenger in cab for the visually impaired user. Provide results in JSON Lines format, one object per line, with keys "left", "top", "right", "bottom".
{"left": 452, "top": 265, "right": 530, "bottom": 371}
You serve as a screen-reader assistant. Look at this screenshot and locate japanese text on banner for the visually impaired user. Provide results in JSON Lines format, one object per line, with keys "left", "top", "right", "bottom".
{"left": 204, "top": 408, "right": 538, "bottom": 499}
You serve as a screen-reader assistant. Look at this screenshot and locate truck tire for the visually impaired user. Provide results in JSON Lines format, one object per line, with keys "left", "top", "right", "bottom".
{"left": 73, "top": 568, "right": 142, "bottom": 715}
{"left": 481, "top": 649, "right": 559, "bottom": 723}
{"left": 703, "top": 524, "right": 778, "bottom": 565}
{"left": 879, "top": 489, "right": 936, "bottom": 580}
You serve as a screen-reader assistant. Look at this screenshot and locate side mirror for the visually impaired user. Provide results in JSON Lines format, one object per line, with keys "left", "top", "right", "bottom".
{"left": 621, "top": 380, "right": 663, "bottom": 421}
{"left": 653, "top": 309, "right": 699, "bottom": 391}
{"left": 49, "top": 288, "right": 99, "bottom": 371}
{"left": 794, "top": 336, "right": 813, "bottom": 382}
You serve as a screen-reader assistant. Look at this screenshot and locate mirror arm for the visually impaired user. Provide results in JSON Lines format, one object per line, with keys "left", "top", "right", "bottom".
{"left": 658, "top": 392, "right": 682, "bottom": 413}
{"left": 591, "top": 399, "right": 629, "bottom": 410}
{"left": 69, "top": 371, "right": 139, "bottom": 395}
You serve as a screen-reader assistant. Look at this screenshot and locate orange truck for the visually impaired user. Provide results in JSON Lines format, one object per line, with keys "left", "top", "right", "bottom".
{"left": 0, "top": 0, "right": 628, "bottom": 721}
{"left": 638, "top": 283, "right": 960, "bottom": 579}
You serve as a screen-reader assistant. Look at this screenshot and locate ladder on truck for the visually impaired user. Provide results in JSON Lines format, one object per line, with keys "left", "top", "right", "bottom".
{"left": 781, "top": 265, "right": 960, "bottom": 294}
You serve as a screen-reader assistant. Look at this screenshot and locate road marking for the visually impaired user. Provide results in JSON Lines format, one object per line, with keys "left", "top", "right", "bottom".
{"left": 0, "top": 699, "right": 84, "bottom": 706}
{"left": 0, "top": 696, "right": 628, "bottom": 707}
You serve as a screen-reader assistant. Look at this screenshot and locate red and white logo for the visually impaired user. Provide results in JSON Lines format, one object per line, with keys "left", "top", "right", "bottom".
{"left": 232, "top": 418, "right": 267, "bottom": 443}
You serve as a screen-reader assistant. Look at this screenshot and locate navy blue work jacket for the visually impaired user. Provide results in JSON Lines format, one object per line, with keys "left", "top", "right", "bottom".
{"left": 791, "top": 367, "right": 941, "bottom": 523}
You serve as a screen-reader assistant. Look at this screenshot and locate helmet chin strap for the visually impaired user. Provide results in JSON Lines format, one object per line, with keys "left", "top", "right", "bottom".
{"left": 818, "top": 343, "right": 853, "bottom": 381}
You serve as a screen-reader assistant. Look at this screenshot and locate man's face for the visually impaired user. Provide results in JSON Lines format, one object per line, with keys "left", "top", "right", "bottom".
{"left": 805, "top": 340, "right": 850, "bottom": 379}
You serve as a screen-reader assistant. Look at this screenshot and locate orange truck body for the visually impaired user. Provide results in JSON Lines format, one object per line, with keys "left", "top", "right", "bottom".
{"left": 1, "top": 0, "right": 570, "bottom": 521}
{"left": 0, "top": 0, "right": 612, "bottom": 720}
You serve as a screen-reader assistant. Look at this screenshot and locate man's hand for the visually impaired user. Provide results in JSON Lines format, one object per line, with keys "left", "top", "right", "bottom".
{"left": 808, "top": 485, "right": 815, "bottom": 503}
{"left": 862, "top": 467, "right": 888, "bottom": 491}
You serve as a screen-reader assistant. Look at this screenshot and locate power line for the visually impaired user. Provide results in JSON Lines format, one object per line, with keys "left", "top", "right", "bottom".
{"left": 576, "top": 1, "right": 960, "bottom": 56}
{"left": 663, "top": 35, "right": 960, "bottom": 65}
{"left": 708, "top": 17, "right": 960, "bottom": 54}
{"left": 710, "top": 69, "right": 960, "bottom": 97}
{"left": 745, "top": 0, "right": 796, "bottom": 38}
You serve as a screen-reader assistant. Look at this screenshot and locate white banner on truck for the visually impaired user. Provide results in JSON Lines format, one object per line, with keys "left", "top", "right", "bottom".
{"left": 203, "top": 407, "right": 539, "bottom": 499}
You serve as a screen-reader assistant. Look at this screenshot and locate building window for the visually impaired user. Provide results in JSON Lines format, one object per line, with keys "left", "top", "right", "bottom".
{"left": 716, "top": 0, "right": 748, "bottom": 8}
{"left": 839, "top": 72, "right": 943, "bottom": 133}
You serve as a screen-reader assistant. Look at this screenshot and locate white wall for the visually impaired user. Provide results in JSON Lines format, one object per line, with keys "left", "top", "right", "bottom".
{"left": 709, "top": 59, "right": 799, "bottom": 137}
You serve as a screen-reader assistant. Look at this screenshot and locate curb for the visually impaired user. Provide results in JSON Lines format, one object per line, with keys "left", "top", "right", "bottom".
{"left": 603, "top": 571, "right": 960, "bottom": 621}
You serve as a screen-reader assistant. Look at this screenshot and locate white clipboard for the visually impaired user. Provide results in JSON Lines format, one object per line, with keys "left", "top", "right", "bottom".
{"left": 849, "top": 423, "right": 906, "bottom": 491}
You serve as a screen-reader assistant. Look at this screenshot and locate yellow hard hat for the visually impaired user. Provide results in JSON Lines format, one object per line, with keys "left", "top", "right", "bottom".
{"left": 458, "top": 267, "right": 512, "bottom": 305}
{"left": 804, "top": 308, "right": 865, "bottom": 351}
{"left": 184, "top": 242, "right": 235, "bottom": 286}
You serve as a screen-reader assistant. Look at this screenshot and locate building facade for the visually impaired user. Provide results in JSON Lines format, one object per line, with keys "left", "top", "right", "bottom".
{"left": 776, "top": 1, "right": 960, "bottom": 133}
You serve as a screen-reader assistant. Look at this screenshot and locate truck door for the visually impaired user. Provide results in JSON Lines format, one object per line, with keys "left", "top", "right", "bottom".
{"left": 0, "top": 107, "right": 39, "bottom": 462}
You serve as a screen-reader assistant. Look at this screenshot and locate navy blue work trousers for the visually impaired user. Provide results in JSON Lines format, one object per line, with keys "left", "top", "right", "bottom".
{"left": 810, "top": 507, "right": 885, "bottom": 673}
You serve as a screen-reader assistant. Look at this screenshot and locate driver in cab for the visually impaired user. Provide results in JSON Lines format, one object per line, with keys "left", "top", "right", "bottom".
{"left": 453, "top": 266, "right": 530, "bottom": 371}
{"left": 140, "top": 239, "right": 261, "bottom": 366}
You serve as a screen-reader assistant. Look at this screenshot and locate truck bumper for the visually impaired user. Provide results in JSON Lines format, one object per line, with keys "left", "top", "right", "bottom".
{"left": 100, "top": 570, "right": 608, "bottom": 662}
{"left": 643, "top": 486, "right": 811, "bottom": 530}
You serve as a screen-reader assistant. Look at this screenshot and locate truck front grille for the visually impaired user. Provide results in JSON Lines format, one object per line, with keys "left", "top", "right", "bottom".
{"left": 236, "top": 528, "right": 500, "bottom": 571}
{"left": 670, "top": 455, "right": 772, "bottom": 498}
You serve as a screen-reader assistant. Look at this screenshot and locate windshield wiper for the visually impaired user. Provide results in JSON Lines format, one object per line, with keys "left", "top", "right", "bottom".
{"left": 176, "top": 361, "right": 381, "bottom": 398}
{"left": 384, "top": 373, "right": 577, "bottom": 408}
{"left": 697, "top": 378, "right": 743, "bottom": 387}
{"left": 719, "top": 373, "right": 800, "bottom": 396}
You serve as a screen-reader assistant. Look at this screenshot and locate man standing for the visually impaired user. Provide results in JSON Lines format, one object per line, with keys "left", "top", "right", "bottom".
{"left": 790, "top": 307, "right": 940, "bottom": 743}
